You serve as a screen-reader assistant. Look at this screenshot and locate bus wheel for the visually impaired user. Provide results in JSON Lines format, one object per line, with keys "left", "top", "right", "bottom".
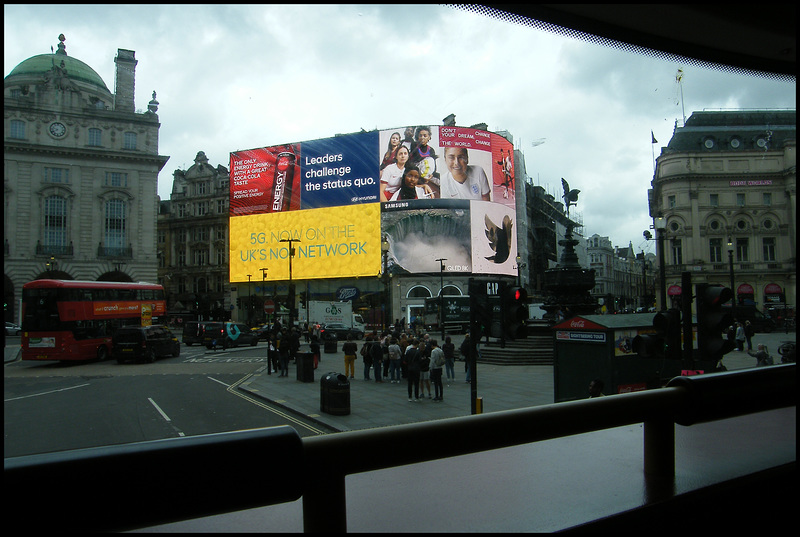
{"left": 97, "top": 345, "right": 109, "bottom": 362}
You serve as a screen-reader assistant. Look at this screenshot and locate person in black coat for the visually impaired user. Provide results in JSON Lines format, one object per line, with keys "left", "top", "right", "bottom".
{"left": 405, "top": 339, "right": 422, "bottom": 401}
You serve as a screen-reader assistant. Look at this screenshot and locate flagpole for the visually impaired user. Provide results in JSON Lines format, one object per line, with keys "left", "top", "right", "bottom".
{"left": 651, "top": 131, "right": 658, "bottom": 173}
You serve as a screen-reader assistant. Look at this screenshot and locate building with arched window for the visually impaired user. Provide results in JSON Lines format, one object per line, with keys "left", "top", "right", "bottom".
{"left": 157, "top": 152, "right": 230, "bottom": 322}
{"left": 3, "top": 34, "right": 169, "bottom": 323}
{"left": 649, "top": 110, "right": 796, "bottom": 320}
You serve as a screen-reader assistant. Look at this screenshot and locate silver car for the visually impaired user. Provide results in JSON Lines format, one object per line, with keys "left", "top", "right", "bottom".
{"left": 5, "top": 322, "right": 22, "bottom": 336}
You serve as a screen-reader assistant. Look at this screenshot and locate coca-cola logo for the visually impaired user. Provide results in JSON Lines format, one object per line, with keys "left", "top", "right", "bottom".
{"left": 569, "top": 319, "right": 586, "bottom": 328}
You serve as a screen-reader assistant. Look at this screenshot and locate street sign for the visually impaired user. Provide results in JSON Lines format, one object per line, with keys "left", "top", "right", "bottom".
{"left": 264, "top": 299, "right": 275, "bottom": 314}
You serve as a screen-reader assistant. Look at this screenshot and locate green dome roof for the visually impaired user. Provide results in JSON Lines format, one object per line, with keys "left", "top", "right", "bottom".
{"left": 6, "top": 52, "right": 109, "bottom": 92}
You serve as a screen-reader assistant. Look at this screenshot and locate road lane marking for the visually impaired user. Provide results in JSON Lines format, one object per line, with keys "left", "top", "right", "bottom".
{"left": 148, "top": 397, "right": 185, "bottom": 437}
{"left": 207, "top": 376, "right": 230, "bottom": 387}
{"left": 4, "top": 383, "right": 90, "bottom": 402}
{"left": 218, "top": 374, "right": 327, "bottom": 435}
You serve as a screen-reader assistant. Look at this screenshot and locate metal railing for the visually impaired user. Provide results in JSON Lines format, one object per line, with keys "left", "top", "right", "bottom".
{"left": 4, "top": 364, "right": 795, "bottom": 532}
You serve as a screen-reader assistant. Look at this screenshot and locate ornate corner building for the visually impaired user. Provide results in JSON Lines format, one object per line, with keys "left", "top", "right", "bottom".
{"left": 4, "top": 34, "right": 169, "bottom": 322}
{"left": 157, "top": 152, "right": 231, "bottom": 321}
{"left": 650, "top": 109, "right": 796, "bottom": 315}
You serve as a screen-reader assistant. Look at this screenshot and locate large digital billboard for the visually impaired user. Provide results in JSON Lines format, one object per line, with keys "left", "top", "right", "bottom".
{"left": 229, "top": 125, "right": 516, "bottom": 282}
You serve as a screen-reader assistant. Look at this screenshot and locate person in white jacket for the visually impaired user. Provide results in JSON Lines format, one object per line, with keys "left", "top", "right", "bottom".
{"left": 429, "top": 339, "right": 445, "bottom": 401}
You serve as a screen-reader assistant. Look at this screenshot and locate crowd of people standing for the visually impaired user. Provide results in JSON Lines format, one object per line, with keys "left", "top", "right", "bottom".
{"left": 345, "top": 324, "right": 470, "bottom": 403}
{"left": 262, "top": 319, "right": 483, "bottom": 402}
{"left": 262, "top": 320, "right": 321, "bottom": 378}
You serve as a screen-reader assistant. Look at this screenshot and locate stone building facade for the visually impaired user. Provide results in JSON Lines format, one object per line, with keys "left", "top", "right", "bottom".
{"left": 4, "top": 34, "right": 168, "bottom": 322}
{"left": 650, "top": 110, "right": 796, "bottom": 314}
{"left": 587, "top": 234, "right": 656, "bottom": 313}
{"left": 157, "top": 152, "right": 231, "bottom": 322}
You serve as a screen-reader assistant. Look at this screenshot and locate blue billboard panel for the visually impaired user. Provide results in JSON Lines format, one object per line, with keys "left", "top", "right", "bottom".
{"left": 300, "top": 131, "right": 380, "bottom": 209}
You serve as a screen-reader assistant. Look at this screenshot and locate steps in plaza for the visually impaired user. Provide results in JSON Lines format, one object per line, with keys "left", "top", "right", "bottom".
{"left": 478, "top": 327, "right": 554, "bottom": 366}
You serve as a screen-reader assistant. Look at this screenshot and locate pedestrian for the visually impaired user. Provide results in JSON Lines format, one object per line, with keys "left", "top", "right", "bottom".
{"left": 418, "top": 340, "right": 432, "bottom": 398}
{"left": 277, "top": 328, "right": 290, "bottom": 377}
{"left": 461, "top": 332, "right": 472, "bottom": 382}
{"left": 405, "top": 338, "right": 422, "bottom": 401}
{"left": 371, "top": 335, "right": 384, "bottom": 382}
{"left": 588, "top": 378, "right": 605, "bottom": 398}
{"left": 361, "top": 336, "right": 373, "bottom": 380}
{"left": 749, "top": 343, "right": 773, "bottom": 366}
{"left": 289, "top": 327, "right": 300, "bottom": 362}
{"left": 387, "top": 337, "right": 402, "bottom": 383}
{"left": 381, "top": 332, "right": 391, "bottom": 379}
{"left": 735, "top": 322, "right": 746, "bottom": 351}
{"left": 442, "top": 335, "right": 455, "bottom": 383}
{"left": 429, "top": 339, "right": 445, "bottom": 401}
{"left": 309, "top": 335, "right": 320, "bottom": 369}
{"left": 400, "top": 334, "right": 412, "bottom": 379}
{"left": 266, "top": 333, "right": 277, "bottom": 375}
{"left": 399, "top": 332, "right": 409, "bottom": 355}
{"left": 744, "top": 320, "right": 755, "bottom": 351}
{"left": 342, "top": 334, "right": 358, "bottom": 379}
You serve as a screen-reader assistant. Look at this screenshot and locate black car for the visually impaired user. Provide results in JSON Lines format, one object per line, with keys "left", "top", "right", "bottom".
{"left": 202, "top": 322, "right": 259, "bottom": 349}
{"left": 251, "top": 324, "right": 273, "bottom": 341}
{"left": 112, "top": 325, "right": 180, "bottom": 364}
{"left": 319, "top": 323, "right": 363, "bottom": 341}
{"left": 182, "top": 321, "right": 206, "bottom": 346}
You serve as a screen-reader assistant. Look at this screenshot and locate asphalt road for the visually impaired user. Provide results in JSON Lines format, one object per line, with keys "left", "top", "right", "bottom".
{"left": 4, "top": 342, "right": 329, "bottom": 458}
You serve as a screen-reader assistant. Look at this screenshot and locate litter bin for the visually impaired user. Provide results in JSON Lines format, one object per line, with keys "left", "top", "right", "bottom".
{"left": 324, "top": 336, "right": 338, "bottom": 354}
{"left": 320, "top": 372, "right": 350, "bottom": 415}
{"left": 296, "top": 352, "right": 314, "bottom": 383}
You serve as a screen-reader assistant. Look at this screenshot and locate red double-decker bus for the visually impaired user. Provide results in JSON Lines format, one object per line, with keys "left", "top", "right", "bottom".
{"left": 20, "top": 279, "right": 167, "bottom": 362}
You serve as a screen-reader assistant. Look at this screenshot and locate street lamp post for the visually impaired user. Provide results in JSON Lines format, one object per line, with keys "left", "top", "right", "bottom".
{"left": 246, "top": 274, "right": 252, "bottom": 324}
{"left": 515, "top": 255, "right": 527, "bottom": 287}
{"left": 436, "top": 258, "right": 447, "bottom": 340}
{"left": 655, "top": 216, "right": 667, "bottom": 310}
{"left": 280, "top": 238, "right": 299, "bottom": 328}
{"left": 381, "top": 236, "right": 390, "bottom": 332}
{"left": 728, "top": 237, "right": 736, "bottom": 320}
{"left": 260, "top": 267, "right": 268, "bottom": 324}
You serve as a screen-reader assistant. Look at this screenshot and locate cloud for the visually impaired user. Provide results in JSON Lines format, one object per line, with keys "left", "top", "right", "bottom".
{"left": 4, "top": 4, "right": 795, "bottom": 249}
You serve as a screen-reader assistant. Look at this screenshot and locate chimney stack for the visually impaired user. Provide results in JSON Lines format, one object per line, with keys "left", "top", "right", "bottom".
{"left": 114, "top": 49, "right": 137, "bottom": 113}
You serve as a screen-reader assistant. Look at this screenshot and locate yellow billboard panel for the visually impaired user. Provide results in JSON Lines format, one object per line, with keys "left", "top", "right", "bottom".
{"left": 229, "top": 204, "right": 381, "bottom": 282}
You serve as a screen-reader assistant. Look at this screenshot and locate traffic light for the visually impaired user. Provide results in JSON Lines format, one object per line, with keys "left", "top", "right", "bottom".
{"left": 696, "top": 283, "right": 735, "bottom": 360}
{"left": 660, "top": 309, "right": 682, "bottom": 359}
{"left": 468, "top": 280, "right": 493, "bottom": 339}
{"left": 503, "top": 286, "right": 528, "bottom": 340}
{"left": 633, "top": 308, "right": 681, "bottom": 359}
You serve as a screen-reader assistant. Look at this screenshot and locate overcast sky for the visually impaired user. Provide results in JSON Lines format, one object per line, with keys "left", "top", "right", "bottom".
{"left": 5, "top": 4, "right": 796, "bottom": 252}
